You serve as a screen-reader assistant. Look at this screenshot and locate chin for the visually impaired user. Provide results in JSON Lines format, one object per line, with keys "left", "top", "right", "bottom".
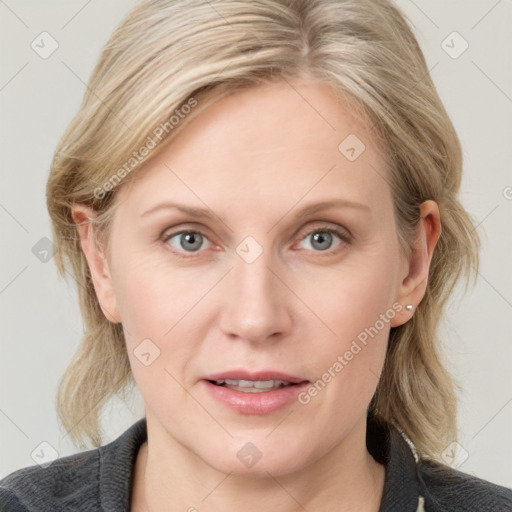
{"left": 199, "top": 437, "right": 311, "bottom": 478}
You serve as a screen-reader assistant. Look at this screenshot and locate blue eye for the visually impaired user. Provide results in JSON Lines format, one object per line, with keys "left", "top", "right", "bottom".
{"left": 298, "top": 228, "right": 345, "bottom": 252}
{"left": 165, "top": 231, "right": 211, "bottom": 252}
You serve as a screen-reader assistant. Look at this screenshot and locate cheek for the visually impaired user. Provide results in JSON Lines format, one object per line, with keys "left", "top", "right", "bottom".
{"left": 112, "top": 259, "right": 205, "bottom": 423}
{"left": 110, "top": 254, "right": 216, "bottom": 382}
{"left": 295, "top": 243, "right": 399, "bottom": 343}
{"left": 300, "top": 297, "right": 389, "bottom": 429}
{"left": 294, "top": 245, "right": 397, "bottom": 412}
{"left": 111, "top": 248, "right": 197, "bottom": 336}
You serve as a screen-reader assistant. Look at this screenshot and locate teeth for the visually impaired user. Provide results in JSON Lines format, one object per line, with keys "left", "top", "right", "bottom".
{"left": 214, "top": 379, "right": 292, "bottom": 391}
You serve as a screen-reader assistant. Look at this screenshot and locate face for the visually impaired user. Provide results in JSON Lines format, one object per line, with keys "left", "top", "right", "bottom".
{"left": 87, "top": 79, "right": 416, "bottom": 476}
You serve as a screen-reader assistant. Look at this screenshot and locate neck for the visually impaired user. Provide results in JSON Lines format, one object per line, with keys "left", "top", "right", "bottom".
{"left": 131, "top": 415, "right": 385, "bottom": 512}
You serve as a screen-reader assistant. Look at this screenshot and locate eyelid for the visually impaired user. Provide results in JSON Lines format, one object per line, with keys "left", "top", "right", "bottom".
{"left": 296, "top": 221, "right": 352, "bottom": 242}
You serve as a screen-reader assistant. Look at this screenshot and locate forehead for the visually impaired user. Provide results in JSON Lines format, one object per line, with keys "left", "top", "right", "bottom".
{"left": 115, "top": 79, "right": 390, "bottom": 217}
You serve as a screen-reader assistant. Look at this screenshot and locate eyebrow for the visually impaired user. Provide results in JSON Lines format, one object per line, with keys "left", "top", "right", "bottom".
{"left": 140, "top": 198, "right": 370, "bottom": 220}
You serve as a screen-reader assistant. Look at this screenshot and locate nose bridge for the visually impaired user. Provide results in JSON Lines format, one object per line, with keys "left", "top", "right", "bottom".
{"left": 219, "top": 239, "right": 290, "bottom": 342}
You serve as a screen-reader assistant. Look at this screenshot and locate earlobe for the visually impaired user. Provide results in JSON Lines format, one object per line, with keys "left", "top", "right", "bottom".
{"left": 390, "top": 200, "right": 441, "bottom": 327}
{"left": 71, "top": 204, "right": 121, "bottom": 324}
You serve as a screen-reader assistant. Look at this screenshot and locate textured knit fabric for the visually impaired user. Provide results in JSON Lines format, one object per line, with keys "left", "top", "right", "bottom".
{"left": 1, "top": 417, "right": 511, "bottom": 511}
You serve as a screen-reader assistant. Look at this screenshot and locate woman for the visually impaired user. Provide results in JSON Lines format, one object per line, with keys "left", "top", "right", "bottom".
{"left": 1, "top": 0, "right": 511, "bottom": 510}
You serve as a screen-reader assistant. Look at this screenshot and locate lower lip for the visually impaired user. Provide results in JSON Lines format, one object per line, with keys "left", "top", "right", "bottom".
{"left": 202, "top": 380, "right": 310, "bottom": 415}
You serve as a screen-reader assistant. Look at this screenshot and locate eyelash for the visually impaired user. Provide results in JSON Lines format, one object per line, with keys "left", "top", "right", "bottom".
{"left": 159, "top": 224, "right": 352, "bottom": 259}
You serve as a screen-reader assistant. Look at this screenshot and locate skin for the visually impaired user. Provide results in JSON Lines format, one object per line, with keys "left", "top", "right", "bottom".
{"left": 73, "top": 78, "right": 441, "bottom": 511}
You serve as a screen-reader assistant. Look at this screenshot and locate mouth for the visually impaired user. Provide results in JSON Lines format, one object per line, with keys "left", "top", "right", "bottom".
{"left": 200, "top": 370, "right": 310, "bottom": 414}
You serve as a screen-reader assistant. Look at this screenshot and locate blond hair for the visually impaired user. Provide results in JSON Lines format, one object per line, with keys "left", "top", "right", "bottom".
{"left": 47, "top": 0, "right": 480, "bottom": 456}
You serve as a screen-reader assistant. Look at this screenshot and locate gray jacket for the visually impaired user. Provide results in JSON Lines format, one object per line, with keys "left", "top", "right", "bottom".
{"left": 1, "top": 417, "right": 511, "bottom": 511}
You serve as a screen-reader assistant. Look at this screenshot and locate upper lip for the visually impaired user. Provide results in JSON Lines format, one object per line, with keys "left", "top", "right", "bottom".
{"left": 202, "top": 370, "right": 308, "bottom": 384}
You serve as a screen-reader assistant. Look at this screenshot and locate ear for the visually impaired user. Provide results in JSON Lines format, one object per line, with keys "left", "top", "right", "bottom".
{"left": 71, "top": 204, "right": 121, "bottom": 324}
{"left": 390, "top": 200, "right": 441, "bottom": 327}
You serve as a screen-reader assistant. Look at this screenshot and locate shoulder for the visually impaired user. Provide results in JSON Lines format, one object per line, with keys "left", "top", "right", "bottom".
{"left": 369, "top": 416, "right": 512, "bottom": 512}
{"left": 0, "top": 418, "right": 147, "bottom": 512}
{"left": 417, "top": 458, "right": 512, "bottom": 512}
{"left": 0, "top": 448, "right": 101, "bottom": 512}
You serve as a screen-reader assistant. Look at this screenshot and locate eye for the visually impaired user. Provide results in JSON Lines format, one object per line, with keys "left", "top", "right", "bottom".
{"left": 160, "top": 225, "right": 351, "bottom": 258}
{"left": 297, "top": 227, "right": 348, "bottom": 253}
{"left": 163, "top": 230, "right": 211, "bottom": 254}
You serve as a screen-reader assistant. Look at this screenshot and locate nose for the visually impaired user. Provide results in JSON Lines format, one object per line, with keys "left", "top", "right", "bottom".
{"left": 218, "top": 247, "right": 293, "bottom": 344}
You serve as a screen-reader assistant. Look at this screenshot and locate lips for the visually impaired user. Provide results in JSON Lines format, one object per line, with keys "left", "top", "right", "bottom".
{"left": 200, "top": 370, "right": 310, "bottom": 414}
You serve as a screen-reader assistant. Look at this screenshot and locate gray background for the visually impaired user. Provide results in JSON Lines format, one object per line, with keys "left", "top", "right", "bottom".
{"left": 1, "top": 0, "right": 511, "bottom": 486}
